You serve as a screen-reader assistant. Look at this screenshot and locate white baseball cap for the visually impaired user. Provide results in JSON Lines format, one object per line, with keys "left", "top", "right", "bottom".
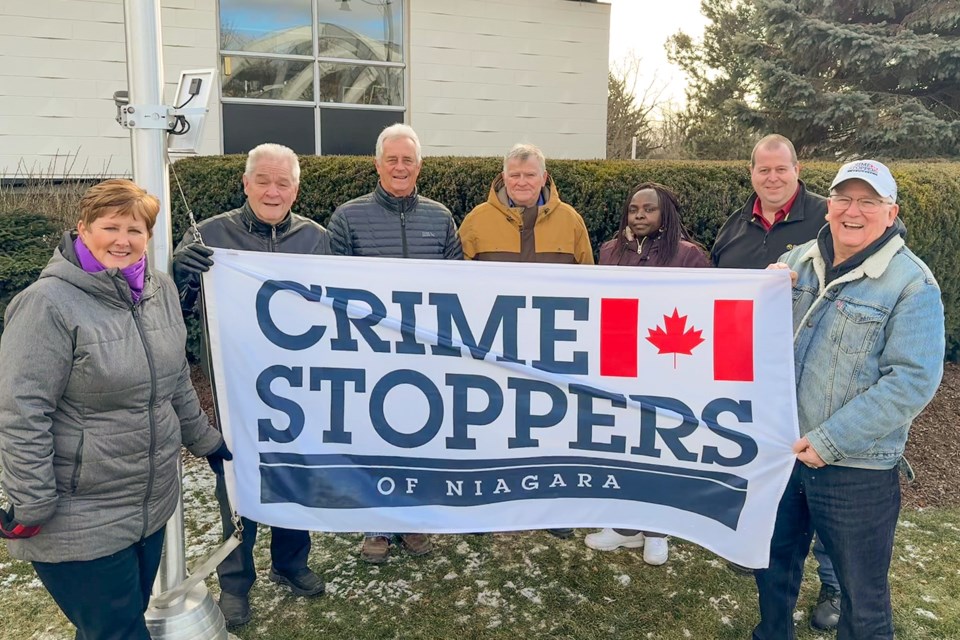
{"left": 830, "top": 159, "right": 897, "bottom": 202}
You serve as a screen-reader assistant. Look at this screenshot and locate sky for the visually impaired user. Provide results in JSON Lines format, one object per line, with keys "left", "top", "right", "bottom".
{"left": 606, "top": 0, "right": 709, "bottom": 110}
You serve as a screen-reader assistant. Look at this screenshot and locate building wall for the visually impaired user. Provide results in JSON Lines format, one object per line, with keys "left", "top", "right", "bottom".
{"left": 0, "top": 0, "right": 610, "bottom": 178}
{"left": 0, "top": 0, "right": 221, "bottom": 178}
{"left": 409, "top": 0, "right": 610, "bottom": 159}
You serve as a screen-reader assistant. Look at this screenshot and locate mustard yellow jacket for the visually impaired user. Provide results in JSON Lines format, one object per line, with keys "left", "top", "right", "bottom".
{"left": 460, "top": 175, "right": 594, "bottom": 264}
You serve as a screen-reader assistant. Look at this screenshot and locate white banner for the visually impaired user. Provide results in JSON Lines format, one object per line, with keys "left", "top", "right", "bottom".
{"left": 203, "top": 250, "right": 798, "bottom": 567}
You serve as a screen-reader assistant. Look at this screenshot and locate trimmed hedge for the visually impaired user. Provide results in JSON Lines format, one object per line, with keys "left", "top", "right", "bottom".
{"left": 0, "top": 209, "right": 60, "bottom": 332}
{"left": 3, "top": 158, "right": 959, "bottom": 360}
{"left": 169, "top": 156, "right": 960, "bottom": 359}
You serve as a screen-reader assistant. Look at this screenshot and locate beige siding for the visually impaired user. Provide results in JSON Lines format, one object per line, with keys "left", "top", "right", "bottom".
{"left": 409, "top": 0, "right": 609, "bottom": 159}
{"left": 0, "top": 0, "right": 220, "bottom": 178}
{"left": 1, "top": 0, "right": 610, "bottom": 175}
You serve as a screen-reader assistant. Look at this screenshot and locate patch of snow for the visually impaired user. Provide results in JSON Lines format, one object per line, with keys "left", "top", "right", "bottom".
{"left": 477, "top": 590, "right": 504, "bottom": 607}
{"left": 520, "top": 587, "right": 542, "bottom": 604}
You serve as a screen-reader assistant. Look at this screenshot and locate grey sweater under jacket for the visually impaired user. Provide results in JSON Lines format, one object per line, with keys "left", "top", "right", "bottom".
{"left": 0, "top": 233, "right": 223, "bottom": 563}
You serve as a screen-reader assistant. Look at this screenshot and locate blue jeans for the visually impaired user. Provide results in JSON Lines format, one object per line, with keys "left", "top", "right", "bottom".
{"left": 754, "top": 461, "right": 900, "bottom": 640}
{"left": 812, "top": 533, "right": 840, "bottom": 591}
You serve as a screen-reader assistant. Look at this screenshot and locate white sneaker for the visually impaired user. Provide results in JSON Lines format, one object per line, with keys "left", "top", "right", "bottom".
{"left": 584, "top": 528, "right": 645, "bottom": 551}
{"left": 643, "top": 536, "right": 669, "bottom": 565}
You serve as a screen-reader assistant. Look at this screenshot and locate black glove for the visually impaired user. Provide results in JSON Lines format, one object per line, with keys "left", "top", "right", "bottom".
{"left": 0, "top": 506, "right": 41, "bottom": 539}
{"left": 173, "top": 244, "right": 215, "bottom": 278}
{"left": 206, "top": 441, "right": 233, "bottom": 475}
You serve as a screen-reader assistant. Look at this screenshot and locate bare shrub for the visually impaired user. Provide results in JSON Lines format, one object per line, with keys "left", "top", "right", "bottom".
{"left": 0, "top": 152, "right": 116, "bottom": 231}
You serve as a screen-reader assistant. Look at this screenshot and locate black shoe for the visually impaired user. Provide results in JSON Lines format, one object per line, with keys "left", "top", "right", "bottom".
{"left": 810, "top": 583, "right": 841, "bottom": 631}
{"left": 546, "top": 528, "right": 574, "bottom": 539}
{"left": 218, "top": 591, "right": 251, "bottom": 629}
{"left": 269, "top": 567, "right": 325, "bottom": 597}
{"left": 725, "top": 560, "right": 755, "bottom": 576}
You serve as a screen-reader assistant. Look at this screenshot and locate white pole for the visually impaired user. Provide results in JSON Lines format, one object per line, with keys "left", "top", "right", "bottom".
{"left": 121, "top": 3, "right": 234, "bottom": 637}
{"left": 123, "top": 0, "right": 173, "bottom": 274}
{"left": 121, "top": 0, "right": 184, "bottom": 597}
{"left": 123, "top": 0, "right": 187, "bottom": 595}
{"left": 631, "top": 135, "right": 637, "bottom": 161}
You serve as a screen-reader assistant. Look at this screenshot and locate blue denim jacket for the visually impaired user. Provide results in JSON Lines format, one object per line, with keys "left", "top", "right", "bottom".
{"left": 780, "top": 234, "right": 944, "bottom": 470}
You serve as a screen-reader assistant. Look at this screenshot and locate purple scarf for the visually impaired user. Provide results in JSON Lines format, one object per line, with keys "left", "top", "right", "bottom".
{"left": 73, "top": 236, "right": 147, "bottom": 303}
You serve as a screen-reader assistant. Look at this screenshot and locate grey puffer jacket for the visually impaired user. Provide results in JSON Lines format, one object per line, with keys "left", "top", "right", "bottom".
{"left": 328, "top": 183, "right": 463, "bottom": 259}
{"left": 0, "top": 233, "right": 223, "bottom": 563}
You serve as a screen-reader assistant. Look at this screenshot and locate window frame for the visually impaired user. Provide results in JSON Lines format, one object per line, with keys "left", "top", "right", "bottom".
{"left": 216, "top": 0, "right": 408, "bottom": 154}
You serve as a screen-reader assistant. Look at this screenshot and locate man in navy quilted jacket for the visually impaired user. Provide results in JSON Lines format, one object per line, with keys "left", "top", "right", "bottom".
{"left": 327, "top": 123, "right": 462, "bottom": 563}
{"left": 327, "top": 123, "right": 462, "bottom": 261}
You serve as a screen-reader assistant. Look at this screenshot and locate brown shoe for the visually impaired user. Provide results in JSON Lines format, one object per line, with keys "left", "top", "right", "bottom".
{"left": 360, "top": 536, "right": 390, "bottom": 564}
{"left": 399, "top": 533, "right": 433, "bottom": 556}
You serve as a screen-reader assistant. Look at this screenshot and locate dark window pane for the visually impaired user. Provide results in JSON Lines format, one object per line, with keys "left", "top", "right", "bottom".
{"left": 223, "top": 103, "right": 315, "bottom": 155}
{"left": 219, "top": 0, "right": 312, "bottom": 55}
{"left": 318, "top": 0, "right": 403, "bottom": 62}
{"left": 320, "top": 108, "right": 402, "bottom": 156}
{"left": 222, "top": 56, "right": 313, "bottom": 101}
{"left": 318, "top": 63, "right": 402, "bottom": 105}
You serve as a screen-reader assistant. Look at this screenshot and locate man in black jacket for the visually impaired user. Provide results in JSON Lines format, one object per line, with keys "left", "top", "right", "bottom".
{"left": 327, "top": 123, "right": 462, "bottom": 563}
{"left": 711, "top": 134, "right": 826, "bottom": 269}
{"left": 710, "top": 135, "right": 841, "bottom": 632}
{"left": 172, "top": 143, "right": 330, "bottom": 629}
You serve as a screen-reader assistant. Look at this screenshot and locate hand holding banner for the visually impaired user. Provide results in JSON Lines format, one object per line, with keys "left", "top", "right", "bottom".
{"left": 203, "top": 251, "right": 798, "bottom": 567}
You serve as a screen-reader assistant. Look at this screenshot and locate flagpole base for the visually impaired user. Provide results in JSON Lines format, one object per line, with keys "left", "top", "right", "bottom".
{"left": 145, "top": 581, "right": 236, "bottom": 640}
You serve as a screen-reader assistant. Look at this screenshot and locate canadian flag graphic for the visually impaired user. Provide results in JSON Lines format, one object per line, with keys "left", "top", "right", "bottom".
{"left": 599, "top": 298, "right": 754, "bottom": 382}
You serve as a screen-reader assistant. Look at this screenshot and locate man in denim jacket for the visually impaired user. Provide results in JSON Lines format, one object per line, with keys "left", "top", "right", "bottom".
{"left": 754, "top": 160, "right": 944, "bottom": 640}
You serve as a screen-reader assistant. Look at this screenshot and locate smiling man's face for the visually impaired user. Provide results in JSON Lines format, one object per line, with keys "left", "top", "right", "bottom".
{"left": 827, "top": 178, "right": 899, "bottom": 263}
{"left": 243, "top": 156, "right": 299, "bottom": 224}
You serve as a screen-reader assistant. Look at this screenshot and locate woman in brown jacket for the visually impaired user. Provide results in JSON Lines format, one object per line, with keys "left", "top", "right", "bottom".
{"left": 586, "top": 182, "right": 709, "bottom": 565}
{"left": 598, "top": 181, "right": 710, "bottom": 268}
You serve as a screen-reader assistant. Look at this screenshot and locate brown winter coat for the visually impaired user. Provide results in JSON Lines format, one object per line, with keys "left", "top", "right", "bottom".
{"left": 460, "top": 176, "right": 593, "bottom": 264}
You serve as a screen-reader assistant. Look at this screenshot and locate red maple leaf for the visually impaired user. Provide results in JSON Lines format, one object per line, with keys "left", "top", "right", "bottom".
{"left": 645, "top": 308, "right": 705, "bottom": 369}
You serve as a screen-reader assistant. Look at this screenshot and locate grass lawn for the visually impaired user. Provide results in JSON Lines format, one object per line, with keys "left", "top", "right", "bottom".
{"left": 1, "top": 458, "right": 959, "bottom": 639}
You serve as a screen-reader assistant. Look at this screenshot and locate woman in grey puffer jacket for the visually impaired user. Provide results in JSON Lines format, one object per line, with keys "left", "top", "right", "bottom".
{"left": 0, "top": 180, "right": 228, "bottom": 640}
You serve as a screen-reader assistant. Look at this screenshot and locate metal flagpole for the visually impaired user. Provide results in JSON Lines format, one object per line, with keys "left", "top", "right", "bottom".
{"left": 120, "top": 1, "right": 234, "bottom": 637}
{"left": 122, "top": 0, "right": 172, "bottom": 272}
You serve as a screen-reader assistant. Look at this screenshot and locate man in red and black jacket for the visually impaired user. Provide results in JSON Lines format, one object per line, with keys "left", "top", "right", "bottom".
{"left": 710, "top": 134, "right": 841, "bottom": 632}
{"left": 711, "top": 134, "right": 826, "bottom": 270}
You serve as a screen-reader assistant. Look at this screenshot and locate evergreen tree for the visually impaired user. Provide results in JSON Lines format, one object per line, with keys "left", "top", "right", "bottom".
{"left": 670, "top": 0, "right": 960, "bottom": 158}
{"left": 667, "top": 0, "right": 762, "bottom": 159}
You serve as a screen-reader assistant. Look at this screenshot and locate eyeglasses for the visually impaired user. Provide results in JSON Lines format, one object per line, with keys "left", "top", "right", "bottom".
{"left": 828, "top": 195, "right": 891, "bottom": 214}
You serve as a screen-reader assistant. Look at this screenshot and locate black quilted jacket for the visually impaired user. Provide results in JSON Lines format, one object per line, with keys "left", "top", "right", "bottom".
{"left": 173, "top": 201, "right": 331, "bottom": 312}
{"left": 327, "top": 183, "right": 463, "bottom": 260}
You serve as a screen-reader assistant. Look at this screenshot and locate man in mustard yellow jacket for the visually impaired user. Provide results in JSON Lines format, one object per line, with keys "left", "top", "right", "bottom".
{"left": 460, "top": 143, "right": 593, "bottom": 265}
{"left": 459, "top": 143, "right": 593, "bottom": 539}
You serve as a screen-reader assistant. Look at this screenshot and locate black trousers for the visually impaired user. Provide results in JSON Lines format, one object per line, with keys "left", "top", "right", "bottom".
{"left": 33, "top": 527, "right": 165, "bottom": 640}
{"left": 214, "top": 471, "right": 311, "bottom": 596}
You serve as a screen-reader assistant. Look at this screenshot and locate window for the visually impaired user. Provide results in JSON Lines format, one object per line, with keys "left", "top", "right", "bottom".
{"left": 219, "top": 0, "right": 405, "bottom": 156}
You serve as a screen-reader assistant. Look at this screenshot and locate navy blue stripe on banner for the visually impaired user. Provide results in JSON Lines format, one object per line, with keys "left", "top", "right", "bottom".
{"left": 259, "top": 453, "right": 747, "bottom": 489}
{"left": 259, "top": 454, "right": 748, "bottom": 530}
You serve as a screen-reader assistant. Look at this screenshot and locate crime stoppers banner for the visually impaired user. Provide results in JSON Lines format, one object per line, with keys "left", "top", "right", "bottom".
{"left": 203, "top": 250, "right": 799, "bottom": 567}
